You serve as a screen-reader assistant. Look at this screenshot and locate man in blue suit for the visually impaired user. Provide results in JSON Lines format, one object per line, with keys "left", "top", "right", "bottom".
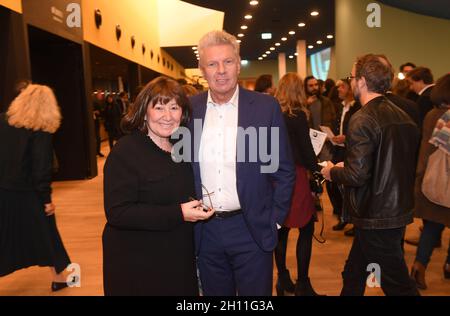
{"left": 188, "top": 30, "right": 296, "bottom": 296}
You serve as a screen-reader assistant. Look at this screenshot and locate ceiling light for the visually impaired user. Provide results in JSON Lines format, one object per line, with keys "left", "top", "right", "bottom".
{"left": 265, "top": 51, "right": 270, "bottom": 54}
{"left": 316, "top": 40, "right": 323, "bottom": 44}
{"left": 250, "top": 0, "right": 259, "bottom": 5}
{"left": 261, "top": 33, "right": 272, "bottom": 40}
{"left": 262, "top": 54, "right": 267, "bottom": 57}
{"left": 270, "top": 47, "right": 275, "bottom": 51}
{"left": 241, "top": 25, "right": 248, "bottom": 30}
{"left": 327, "top": 35, "right": 334, "bottom": 39}
{"left": 311, "top": 11, "right": 319, "bottom": 16}
{"left": 236, "top": 40, "right": 242, "bottom": 43}
{"left": 289, "top": 55, "right": 294, "bottom": 59}
{"left": 192, "top": 46, "right": 197, "bottom": 50}
{"left": 275, "top": 42, "right": 281, "bottom": 46}
{"left": 241, "top": 60, "right": 249, "bottom": 66}
{"left": 308, "top": 45, "right": 314, "bottom": 49}
{"left": 298, "top": 23, "right": 306, "bottom": 27}
{"left": 245, "top": 14, "right": 253, "bottom": 20}
{"left": 398, "top": 73, "right": 406, "bottom": 80}
{"left": 258, "top": 57, "right": 263, "bottom": 60}
{"left": 295, "top": 53, "right": 298, "bottom": 56}
{"left": 238, "top": 33, "right": 245, "bottom": 38}
{"left": 281, "top": 37, "right": 287, "bottom": 41}
{"left": 289, "top": 31, "right": 295, "bottom": 35}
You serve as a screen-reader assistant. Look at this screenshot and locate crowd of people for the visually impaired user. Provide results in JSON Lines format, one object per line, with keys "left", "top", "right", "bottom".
{"left": 0, "top": 30, "right": 448, "bottom": 296}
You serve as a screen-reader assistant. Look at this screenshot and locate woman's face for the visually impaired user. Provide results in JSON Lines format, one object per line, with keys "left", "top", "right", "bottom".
{"left": 146, "top": 98, "right": 182, "bottom": 139}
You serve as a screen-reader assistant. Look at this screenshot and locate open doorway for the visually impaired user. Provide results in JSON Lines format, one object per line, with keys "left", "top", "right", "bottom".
{"left": 28, "top": 25, "right": 93, "bottom": 181}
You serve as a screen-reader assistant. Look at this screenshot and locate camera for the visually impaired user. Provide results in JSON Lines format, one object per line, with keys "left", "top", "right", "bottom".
{"left": 310, "top": 171, "right": 326, "bottom": 194}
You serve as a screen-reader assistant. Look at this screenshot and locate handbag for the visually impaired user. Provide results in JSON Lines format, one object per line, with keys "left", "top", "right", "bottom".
{"left": 421, "top": 148, "right": 450, "bottom": 208}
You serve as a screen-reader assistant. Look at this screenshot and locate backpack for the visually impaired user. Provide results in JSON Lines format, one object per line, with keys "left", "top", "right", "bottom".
{"left": 421, "top": 148, "right": 450, "bottom": 208}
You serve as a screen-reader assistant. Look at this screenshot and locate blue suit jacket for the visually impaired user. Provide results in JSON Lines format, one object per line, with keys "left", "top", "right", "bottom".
{"left": 188, "top": 87, "right": 296, "bottom": 253}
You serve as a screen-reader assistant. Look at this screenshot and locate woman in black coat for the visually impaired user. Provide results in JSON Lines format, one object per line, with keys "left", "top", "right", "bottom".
{"left": 102, "top": 77, "right": 214, "bottom": 296}
{"left": 0, "top": 84, "right": 72, "bottom": 292}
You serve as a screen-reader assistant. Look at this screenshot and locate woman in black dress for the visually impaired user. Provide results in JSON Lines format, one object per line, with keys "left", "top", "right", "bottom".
{"left": 0, "top": 83, "right": 72, "bottom": 292}
{"left": 274, "top": 73, "right": 323, "bottom": 296}
{"left": 103, "top": 76, "right": 215, "bottom": 296}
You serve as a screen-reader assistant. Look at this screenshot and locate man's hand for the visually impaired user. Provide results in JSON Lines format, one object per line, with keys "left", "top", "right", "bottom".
{"left": 320, "top": 161, "right": 335, "bottom": 181}
{"left": 44, "top": 203, "right": 56, "bottom": 216}
{"left": 307, "top": 95, "right": 318, "bottom": 105}
{"left": 332, "top": 135, "right": 346, "bottom": 144}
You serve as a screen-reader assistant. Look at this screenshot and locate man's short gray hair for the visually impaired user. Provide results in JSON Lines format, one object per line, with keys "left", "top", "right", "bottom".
{"left": 198, "top": 30, "right": 240, "bottom": 62}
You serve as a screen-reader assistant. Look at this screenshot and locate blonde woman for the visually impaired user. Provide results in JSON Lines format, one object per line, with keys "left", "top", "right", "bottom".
{"left": 274, "top": 73, "right": 323, "bottom": 296}
{"left": 0, "top": 84, "right": 72, "bottom": 292}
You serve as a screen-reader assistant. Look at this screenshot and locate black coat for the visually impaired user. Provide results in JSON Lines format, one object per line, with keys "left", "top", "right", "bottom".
{"left": 283, "top": 109, "right": 318, "bottom": 172}
{"left": 102, "top": 131, "right": 198, "bottom": 296}
{"left": 417, "top": 86, "right": 435, "bottom": 128}
{"left": 330, "top": 97, "right": 420, "bottom": 229}
{"left": 386, "top": 92, "right": 421, "bottom": 128}
{"left": 0, "top": 113, "right": 52, "bottom": 204}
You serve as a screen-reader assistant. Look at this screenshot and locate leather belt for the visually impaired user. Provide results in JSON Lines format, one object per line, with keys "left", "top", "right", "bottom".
{"left": 214, "top": 209, "right": 243, "bottom": 219}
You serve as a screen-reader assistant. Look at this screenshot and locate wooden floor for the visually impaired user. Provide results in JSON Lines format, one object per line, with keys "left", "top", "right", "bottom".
{"left": 0, "top": 143, "right": 449, "bottom": 296}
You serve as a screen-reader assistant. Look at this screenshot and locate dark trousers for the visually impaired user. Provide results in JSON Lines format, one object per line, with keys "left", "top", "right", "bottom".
{"left": 197, "top": 214, "right": 273, "bottom": 296}
{"left": 326, "top": 181, "right": 343, "bottom": 217}
{"left": 274, "top": 219, "right": 314, "bottom": 282}
{"left": 341, "top": 227, "right": 420, "bottom": 296}
{"left": 416, "top": 220, "right": 449, "bottom": 266}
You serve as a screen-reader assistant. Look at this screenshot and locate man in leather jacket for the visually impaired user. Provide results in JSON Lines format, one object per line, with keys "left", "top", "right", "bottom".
{"left": 321, "top": 54, "right": 420, "bottom": 296}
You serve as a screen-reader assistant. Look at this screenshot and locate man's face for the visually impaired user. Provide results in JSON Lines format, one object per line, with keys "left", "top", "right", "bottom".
{"left": 350, "top": 65, "right": 361, "bottom": 102}
{"left": 402, "top": 66, "right": 414, "bottom": 74}
{"left": 200, "top": 44, "right": 240, "bottom": 101}
{"left": 338, "top": 82, "right": 351, "bottom": 100}
{"left": 306, "top": 78, "right": 319, "bottom": 96}
{"left": 406, "top": 78, "right": 423, "bottom": 94}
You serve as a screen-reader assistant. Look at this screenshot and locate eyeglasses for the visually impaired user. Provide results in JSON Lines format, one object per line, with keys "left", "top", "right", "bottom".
{"left": 190, "top": 184, "right": 214, "bottom": 211}
{"left": 346, "top": 75, "right": 356, "bottom": 81}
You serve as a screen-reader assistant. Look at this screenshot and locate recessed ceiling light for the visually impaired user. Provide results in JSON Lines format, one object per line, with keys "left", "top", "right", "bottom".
{"left": 241, "top": 60, "right": 249, "bottom": 66}
{"left": 316, "top": 40, "right": 323, "bottom": 44}
{"left": 298, "top": 22, "right": 306, "bottom": 27}
{"left": 311, "top": 11, "right": 319, "bottom": 16}
{"left": 245, "top": 14, "right": 253, "bottom": 20}
{"left": 295, "top": 53, "right": 298, "bottom": 56}
{"left": 236, "top": 39, "right": 242, "bottom": 43}
{"left": 238, "top": 33, "right": 245, "bottom": 38}
{"left": 258, "top": 57, "right": 263, "bottom": 60}
{"left": 327, "top": 35, "right": 334, "bottom": 39}
{"left": 262, "top": 54, "right": 267, "bottom": 57}
{"left": 250, "top": 0, "right": 259, "bottom": 5}
{"left": 270, "top": 47, "right": 275, "bottom": 51}
{"left": 275, "top": 42, "right": 281, "bottom": 46}
{"left": 289, "top": 55, "right": 294, "bottom": 59}
{"left": 241, "top": 25, "right": 248, "bottom": 30}
{"left": 281, "top": 37, "right": 287, "bottom": 41}
{"left": 289, "top": 31, "right": 295, "bottom": 35}
{"left": 261, "top": 33, "right": 272, "bottom": 39}
{"left": 192, "top": 46, "right": 197, "bottom": 50}
{"left": 308, "top": 45, "right": 314, "bottom": 49}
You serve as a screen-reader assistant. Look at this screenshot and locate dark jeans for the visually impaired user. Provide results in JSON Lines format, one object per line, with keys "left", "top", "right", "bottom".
{"left": 416, "top": 219, "right": 449, "bottom": 266}
{"left": 341, "top": 227, "right": 420, "bottom": 296}
{"left": 274, "top": 219, "right": 314, "bottom": 282}
{"left": 326, "top": 181, "right": 343, "bottom": 217}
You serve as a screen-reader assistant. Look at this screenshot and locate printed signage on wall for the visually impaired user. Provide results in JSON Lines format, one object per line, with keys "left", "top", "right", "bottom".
{"left": 22, "top": 0, "right": 82, "bottom": 43}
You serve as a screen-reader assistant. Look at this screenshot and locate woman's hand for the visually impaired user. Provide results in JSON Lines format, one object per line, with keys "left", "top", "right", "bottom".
{"left": 181, "top": 200, "right": 215, "bottom": 223}
{"left": 44, "top": 203, "right": 56, "bottom": 216}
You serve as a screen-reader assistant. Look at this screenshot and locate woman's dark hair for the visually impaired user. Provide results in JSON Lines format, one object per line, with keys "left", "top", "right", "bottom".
{"left": 121, "top": 76, "right": 191, "bottom": 134}
{"left": 254, "top": 74, "right": 273, "bottom": 93}
{"left": 431, "top": 74, "right": 450, "bottom": 108}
